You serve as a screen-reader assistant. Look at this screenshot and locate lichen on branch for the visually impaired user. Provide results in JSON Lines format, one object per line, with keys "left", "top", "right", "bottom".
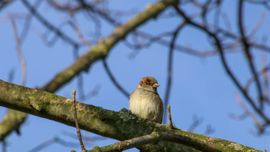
{"left": 0, "top": 80, "right": 260, "bottom": 152}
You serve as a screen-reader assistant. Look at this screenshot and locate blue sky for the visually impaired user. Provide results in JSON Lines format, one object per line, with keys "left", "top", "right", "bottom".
{"left": 0, "top": 0, "right": 269, "bottom": 151}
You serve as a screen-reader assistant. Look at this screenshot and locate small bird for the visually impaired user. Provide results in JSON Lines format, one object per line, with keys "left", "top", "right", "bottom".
{"left": 129, "top": 76, "right": 163, "bottom": 123}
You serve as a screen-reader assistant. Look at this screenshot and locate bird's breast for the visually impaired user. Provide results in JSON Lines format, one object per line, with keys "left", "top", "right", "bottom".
{"left": 129, "top": 89, "right": 163, "bottom": 122}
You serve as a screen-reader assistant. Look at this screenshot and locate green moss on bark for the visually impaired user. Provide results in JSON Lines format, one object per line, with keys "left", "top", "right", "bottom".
{"left": 0, "top": 80, "right": 261, "bottom": 152}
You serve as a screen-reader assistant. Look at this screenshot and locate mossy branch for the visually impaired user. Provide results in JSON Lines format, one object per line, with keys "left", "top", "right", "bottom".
{"left": 0, "top": 80, "right": 260, "bottom": 152}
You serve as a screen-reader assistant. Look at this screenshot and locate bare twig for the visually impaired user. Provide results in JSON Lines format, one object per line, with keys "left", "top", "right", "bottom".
{"left": 248, "top": 11, "right": 267, "bottom": 37}
{"left": 68, "top": 19, "right": 92, "bottom": 46}
{"left": 10, "top": 18, "right": 27, "bottom": 85}
{"left": 260, "top": 43, "right": 270, "bottom": 103}
{"left": 234, "top": 93, "right": 265, "bottom": 134}
{"left": 204, "top": 124, "right": 215, "bottom": 135}
{"left": 244, "top": 65, "right": 270, "bottom": 93}
{"left": 164, "top": 22, "right": 185, "bottom": 122}
{"left": 102, "top": 59, "right": 129, "bottom": 98}
{"left": 188, "top": 115, "right": 203, "bottom": 132}
{"left": 167, "top": 105, "right": 175, "bottom": 129}
{"left": 72, "top": 90, "right": 86, "bottom": 151}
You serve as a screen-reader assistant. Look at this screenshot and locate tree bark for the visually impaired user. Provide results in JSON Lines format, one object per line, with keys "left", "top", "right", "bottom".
{"left": 0, "top": 80, "right": 260, "bottom": 152}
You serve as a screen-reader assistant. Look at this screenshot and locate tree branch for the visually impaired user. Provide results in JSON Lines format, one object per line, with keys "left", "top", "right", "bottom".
{"left": 0, "top": 80, "right": 260, "bottom": 152}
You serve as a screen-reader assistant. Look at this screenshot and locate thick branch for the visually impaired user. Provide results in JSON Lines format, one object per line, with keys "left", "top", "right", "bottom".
{"left": 0, "top": 80, "right": 260, "bottom": 152}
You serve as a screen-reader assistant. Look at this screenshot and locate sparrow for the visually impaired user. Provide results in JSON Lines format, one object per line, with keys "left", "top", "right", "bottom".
{"left": 129, "top": 76, "right": 163, "bottom": 123}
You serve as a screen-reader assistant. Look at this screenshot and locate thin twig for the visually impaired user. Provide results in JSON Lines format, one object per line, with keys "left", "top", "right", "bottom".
{"left": 72, "top": 90, "right": 86, "bottom": 151}
{"left": 244, "top": 65, "right": 270, "bottom": 93}
{"left": 188, "top": 115, "right": 203, "bottom": 132}
{"left": 164, "top": 22, "right": 185, "bottom": 123}
{"left": 69, "top": 19, "right": 92, "bottom": 46}
{"left": 204, "top": 124, "right": 215, "bottom": 135}
{"left": 167, "top": 105, "right": 175, "bottom": 129}
{"left": 102, "top": 59, "right": 129, "bottom": 98}
{"left": 10, "top": 18, "right": 27, "bottom": 85}
{"left": 235, "top": 93, "right": 264, "bottom": 134}
{"left": 260, "top": 40, "right": 270, "bottom": 103}
{"left": 248, "top": 11, "right": 267, "bottom": 37}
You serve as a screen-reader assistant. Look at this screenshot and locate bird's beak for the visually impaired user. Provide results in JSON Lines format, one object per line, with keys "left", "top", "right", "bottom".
{"left": 153, "top": 83, "right": 159, "bottom": 88}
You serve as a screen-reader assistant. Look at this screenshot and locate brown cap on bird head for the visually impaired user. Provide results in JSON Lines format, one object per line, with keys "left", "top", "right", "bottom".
{"left": 139, "top": 76, "right": 159, "bottom": 89}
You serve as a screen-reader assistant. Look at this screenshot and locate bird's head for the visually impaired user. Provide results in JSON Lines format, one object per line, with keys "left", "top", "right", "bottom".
{"left": 138, "top": 76, "right": 159, "bottom": 92}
